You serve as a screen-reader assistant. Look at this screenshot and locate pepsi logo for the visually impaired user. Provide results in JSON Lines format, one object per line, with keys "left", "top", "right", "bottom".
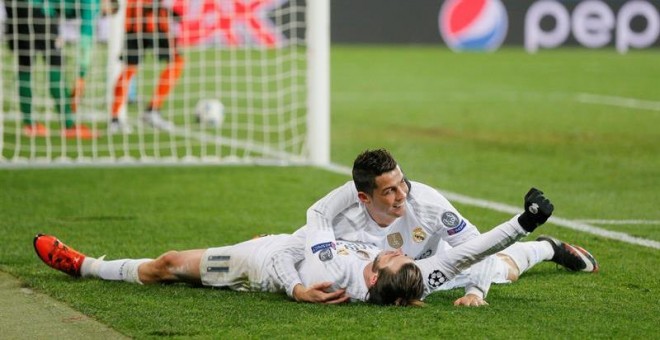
{"left": 439, "top": 0, "right": 509, "bottom": 51}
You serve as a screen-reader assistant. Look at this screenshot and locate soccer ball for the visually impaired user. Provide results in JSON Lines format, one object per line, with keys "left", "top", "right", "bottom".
{"left": 194, "top": 99, "right": 225, "bottom": 127}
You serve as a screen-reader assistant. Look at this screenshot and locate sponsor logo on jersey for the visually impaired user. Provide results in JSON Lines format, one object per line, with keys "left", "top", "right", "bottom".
{"left": 441, "top": 211, "right": 461, "bottom": 228}
{"left": 339, "top": 241, "right": 375, "bottom": 252}
{"left": 356, "top": 250, "right": 371, "bottom": 261}
{"left": 319, "top": 248, "right": 333, "bottom": 262}
{"left": 311, "top": 241, "right": 335, "bottom": 254}
{"left": 387, "top": 232, "right": 404, "bottom": 248}
{"left": 447, "top": 220, "right": 467, "bottom": 235}
{"left": 335, "top": 241, "right": 378, "bottom": 260}
{"left": 428, "top": 270, "right": 448, "bottom": 288}
{"left": 414, "top": 249, "right": 433, "bottom": 260}
{"left": 439, "top": 0, "right": 509, "bottom": 52}
{"left": 412, "top": 227, "right": 427, "bottom": 243}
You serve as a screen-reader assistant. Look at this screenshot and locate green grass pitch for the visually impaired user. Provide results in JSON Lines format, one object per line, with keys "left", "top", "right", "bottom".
{"left": 1, "top": 46, "right": 659, "bottom": 338}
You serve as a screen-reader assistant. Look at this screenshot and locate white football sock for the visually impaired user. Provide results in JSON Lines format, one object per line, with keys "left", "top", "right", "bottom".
{"left": 80, "top": 257, "right": 151, "bottom": 284}
{"left": 80, "top": 255, "right": 105, "bottom": 277}
{"left": 499, "top": 241, "right": 554, "bottom": 274}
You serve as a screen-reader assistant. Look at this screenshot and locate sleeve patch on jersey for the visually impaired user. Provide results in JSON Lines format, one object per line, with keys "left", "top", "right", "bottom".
{"left": 319, "top": 248, "right": 334, "bottom": 262}
{"left": 447, "top": 220, "right": 467, "bottom": 235}
{"left": 441, "top": 211, "right": 460, "bottom": 228}
{"left": 428, "top": 270, "right": 448, "bottom": 288}
{"left": 311, "top": 242, "right": 335, "bottom": 254}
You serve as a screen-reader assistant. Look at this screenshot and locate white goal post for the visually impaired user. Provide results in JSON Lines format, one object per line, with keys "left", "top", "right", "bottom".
{"left": 0, "top": 0, "right": 329, "bottom": 167}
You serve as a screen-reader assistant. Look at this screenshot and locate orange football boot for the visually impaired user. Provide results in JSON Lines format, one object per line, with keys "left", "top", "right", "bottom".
{"left": 62, "top": 124, "right": 98, "bottom": 139}
{"left": 33, "top": 234, "right": 86, "bottom": 277}
{"left": 22, "top": 123, "right": 49, "bottom": 137}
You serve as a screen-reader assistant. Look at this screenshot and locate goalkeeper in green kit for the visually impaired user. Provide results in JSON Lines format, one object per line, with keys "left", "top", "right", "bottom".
{"left": 4, "top": 0, "right": 118, "bottom": 138}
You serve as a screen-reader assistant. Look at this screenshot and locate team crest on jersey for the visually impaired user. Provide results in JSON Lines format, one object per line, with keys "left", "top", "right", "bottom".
{"left": 387, "top": 232, "right": 404, "bottom": 248}
{"left": 441, "top": 211, "right": 460, "bottom": 228}
{"left": 319, "top": 248, "right": 333, "bottom": 262}
{"left": 412, "top": 227, "right": 427, "bottom": 243}
{"left": 428, "top": 270, "right": 448, "bottom": 288}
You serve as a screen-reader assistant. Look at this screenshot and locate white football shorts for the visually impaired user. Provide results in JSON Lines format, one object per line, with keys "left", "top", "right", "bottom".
{"left": 200, "top": 234, "right": 290, "bottom": 293}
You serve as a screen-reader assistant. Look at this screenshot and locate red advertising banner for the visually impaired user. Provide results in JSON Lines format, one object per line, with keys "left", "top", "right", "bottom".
{"left": 171, "top": 0, "right": 288, "bottom": 48}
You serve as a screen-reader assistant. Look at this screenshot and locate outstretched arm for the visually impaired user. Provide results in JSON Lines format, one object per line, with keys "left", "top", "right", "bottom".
{"left": 418, "top": 188, "right": 554, "bottom": 303}
{"left": 304, "top": 182, "right": 358, "bottom": 256}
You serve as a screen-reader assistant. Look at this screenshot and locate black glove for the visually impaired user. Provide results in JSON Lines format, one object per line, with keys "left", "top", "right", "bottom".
{"left": 517, "top": 188, "right": 554, "bottom": 232}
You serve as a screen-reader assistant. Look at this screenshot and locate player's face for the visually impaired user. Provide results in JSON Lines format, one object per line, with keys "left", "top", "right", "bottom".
{"left": 360, "top": 166, "right": 408, "bottom": 227}
{"left": 372, "top": 248, "right": 413, "bottom": 274}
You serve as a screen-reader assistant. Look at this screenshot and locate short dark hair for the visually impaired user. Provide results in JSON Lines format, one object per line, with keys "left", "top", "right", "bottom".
{"left": 352, "top": 149, "right": 398, "bottom": 195}
{"left": 366, "top": 262, "right": 425, "bottom": 306}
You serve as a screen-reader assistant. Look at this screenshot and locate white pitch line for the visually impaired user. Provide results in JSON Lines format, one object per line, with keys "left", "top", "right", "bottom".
{"left": 576, "top": 93, "right": 660, "bottom": 112}
{"left": 443, "top": 191, "right": 660, "bottom": 250}
{"left": 576, "top": 219, "right": 660, "bottom": 225}
{"left": 320, "top": 163, "right": 660, "bottom": 250}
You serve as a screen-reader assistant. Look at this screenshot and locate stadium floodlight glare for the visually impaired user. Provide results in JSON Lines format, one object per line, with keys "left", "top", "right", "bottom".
{"left": 0, "top": 0, "right": 330, "bottom": 167}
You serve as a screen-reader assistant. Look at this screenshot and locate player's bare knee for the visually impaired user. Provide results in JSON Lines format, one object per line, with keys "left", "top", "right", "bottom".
{"left": 497, "top": 253, "right": 520, "bottom": 282}
{"left": 507, "top": 270, "right": 520, "bottom": 282}
{"left": 152, "top": 250, "right": 181, "bottom": 279}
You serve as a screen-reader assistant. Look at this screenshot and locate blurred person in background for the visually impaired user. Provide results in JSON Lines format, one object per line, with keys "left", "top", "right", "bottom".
{"left": 109, "top": 0, "right": 184, "bottom": 134}
{"left": 4, "top": 0, "right": 118, "bottom": 138}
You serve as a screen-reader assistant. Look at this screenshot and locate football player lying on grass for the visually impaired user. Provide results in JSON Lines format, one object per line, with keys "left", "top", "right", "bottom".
{"left": 34, "top": 188, "right": 596, "bottom": 305}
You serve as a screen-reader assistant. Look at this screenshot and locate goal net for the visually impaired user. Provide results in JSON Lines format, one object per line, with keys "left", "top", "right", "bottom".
{"left": 0, "top": 0, "right": 329, "bottom": 167}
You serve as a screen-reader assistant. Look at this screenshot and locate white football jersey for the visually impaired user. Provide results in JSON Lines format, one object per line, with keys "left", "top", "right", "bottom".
{"left": 297, "top": 240, "right": 382, "bottom": 301}
{"left": 272, "top": 180, "right": 481, "bottom": 296}
{"left": 201, "top": 236, "right": 379, "bottom": 301}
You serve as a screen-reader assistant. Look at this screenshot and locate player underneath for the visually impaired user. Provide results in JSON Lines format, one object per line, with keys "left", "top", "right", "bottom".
{"left": 32, "top": 233, "right": 598, "bottom": 306}
{"left": 5, "top": 0, "right": 118, "bottom": 138}
{"left": 109, "top": 0, "right": 184, "bottom": 133}
{"left": 33, "top": 190, "right": 597, "bottom": 305}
